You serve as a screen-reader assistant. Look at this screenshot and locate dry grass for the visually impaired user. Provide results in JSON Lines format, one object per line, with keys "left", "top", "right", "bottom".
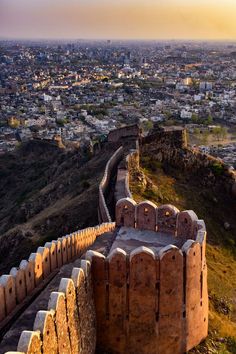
{"left": 130, "top": 155, "right": 236, "bottom": 352}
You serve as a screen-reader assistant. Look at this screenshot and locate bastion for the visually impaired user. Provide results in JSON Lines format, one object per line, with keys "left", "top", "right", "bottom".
{"left": 91, "top": 197, "right": 208, "bottom": 353}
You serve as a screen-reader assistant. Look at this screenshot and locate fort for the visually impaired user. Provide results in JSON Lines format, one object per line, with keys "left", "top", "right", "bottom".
{"left": 0, "top": 125, "right": 235, "bottom": 354}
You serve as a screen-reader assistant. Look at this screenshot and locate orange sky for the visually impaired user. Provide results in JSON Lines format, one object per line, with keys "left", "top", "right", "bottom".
{"left": 0, "top": 0, "right": 236, "bottom": 40}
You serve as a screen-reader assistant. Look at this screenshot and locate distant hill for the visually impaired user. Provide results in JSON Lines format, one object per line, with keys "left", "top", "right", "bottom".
{"left": 0, "top": 140, "right": 114, "bottom": 274}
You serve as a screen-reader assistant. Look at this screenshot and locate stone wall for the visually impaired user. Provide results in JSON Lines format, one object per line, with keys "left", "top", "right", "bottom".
{"left": 108, "top": 125, "right": 141, "bottom": 144}
{"left": 143, "top": 126, "right": 187, "bottom": 150}
{"left": 114, "top": 149, "right": 139, "bottom": 203}
{"left": 116, "top": 197, "right": 202, "bottom": 240}
{"left": 98, "top": 147, "right": 124, "bottom": 222}
{"left": 141, "top": 127, "right": 236, "bottom": 198}
{"left": 86, "top": 234, "right": 208, "bottom": 353}
{"left": 3, "top": 260, "right": 96, "bottom": 354}
{"left": 0, "top": 223, "right": 115, "bottom": 325}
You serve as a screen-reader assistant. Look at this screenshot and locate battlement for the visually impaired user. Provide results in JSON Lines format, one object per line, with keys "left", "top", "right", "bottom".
{"left": 116, "top": 198, "right": 203, "bottom": 241}
{"left": 2, "top": 200, "right": 208, "bottom": 353}
{"left": 98, "top": 146, "right": 124, "bottom": 222}
{"left": 0, "top": 125, "right": 212, "bottom": 353}
{"left": 0, "top": 223, "right": 115, "bottom": 327}
{"left": 87, "top": 240, "right": 208, "bottom": 353}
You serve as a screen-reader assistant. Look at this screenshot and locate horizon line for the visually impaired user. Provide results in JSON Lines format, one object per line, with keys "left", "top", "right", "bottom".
{"left": 1, "top": 37, "right": 236, "bottom": 43}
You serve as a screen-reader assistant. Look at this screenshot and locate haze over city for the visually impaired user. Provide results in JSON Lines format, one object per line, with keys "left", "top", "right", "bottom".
{"left": 1, "top": 0, "right": 236, "bottom": 40}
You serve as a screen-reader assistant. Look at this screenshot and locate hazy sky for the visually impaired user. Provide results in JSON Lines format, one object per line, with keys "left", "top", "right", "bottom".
{"left": 1, "top": 0, "right": 236, "bottom": 40}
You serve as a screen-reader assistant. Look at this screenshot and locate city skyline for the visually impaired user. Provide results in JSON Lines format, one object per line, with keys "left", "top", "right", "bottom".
{"left": 1, "top": 0, "right": 236, "bottom": 41}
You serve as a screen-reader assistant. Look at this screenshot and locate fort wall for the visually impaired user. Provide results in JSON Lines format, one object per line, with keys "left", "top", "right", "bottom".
{"left": 4, "top": 260, "right": 96, "bottom": 354}
{"left": 0, "top": 223, "right": 115, "bottom": 325}
{"left": 108, "top": 124, "right": 141, "bottom": 144}
{"left": 141, "top": 126, "right": 236, "bottom": 198}
{"left": 116, "top": 198, "right": 202, "bottom": 241}
{"left": 86, "top": 234, "right": 208, "bottom": 353}
{"left": 114, "top": 149, "right": 139, "bottom": 203}
{"left": 3, "top": 220, "right": 207, "bottom": 354}
{"left": 98, "top": 146, "right": 124, "bottom": 222}
{"left": 1, "top": 126, "right": 211, "bottom": 354}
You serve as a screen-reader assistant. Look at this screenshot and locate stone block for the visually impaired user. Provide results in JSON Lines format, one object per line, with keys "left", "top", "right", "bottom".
{"left": 0, "top": 274, "right": 17, "bottom": 315}
{"left": 176, "top": 210, "right": 199, "bottom": 240}
{"left": 44, "top": 242, "right": 57, "bottom": 271}
{"left": 0, "top": 283, "right": 6, "bottom": 321}
{"left": 19, "top": 260, "right": 35, "bottom": 295}
{"left": 158, "top": 246, "right": 183, "bottom": 354}
{"left": 17, "top": 330, "right": 42, "bottom": 354}
{"left": 72, "top": 266, "right": 96, "bottom": 354}
{"left": 53, "top": 239, "right": 62, "bottom": 268}
{"left": 58, "top": 237, "right": 68, "bottom": 265}
{"left": 156, "top": 204, "right": 179, "bottom": 234}
{"left": 71, "top": 233, "right": 76, "bottom": 258}
{"left": 182, "top": 241, "right": 203, "bottom": 351}
{"left": 59, "top": 278, "right": 81, "bottom": 354}
{"left": 86, "top": 250, "right": 107, "bottom": 352}
{"left": 136, "top": 201, "right": 157, "bottom": 231}
{"left": 107, "top": 248, "right": 127, "bottom": 353}
{"left": 37, "top": 247, "right": 51, "bottom": 279}
{"left": 33, "top": 311, "right": 57, "bottom": 354}
{"left": 116, "top": 198, "right": 136, "bottom": 228}
{"left": 28, "top": 253, "right": 43, "bottom": 286}
{"left": 129, "top": 247, "right": 157, "bottom": 354}
{"left": 66, "top": 235, "right": 72, "bottom": 261}
{"left": 48, "top": 292, "right": 71, "bottom": 354}
{"left": 10, "top": 267, "right": 26, "bottom": 303}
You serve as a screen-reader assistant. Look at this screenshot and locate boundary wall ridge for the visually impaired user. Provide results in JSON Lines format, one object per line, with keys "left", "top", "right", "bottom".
{"left": 4, "top": 260, "right": 96, "bottom": 354}
{"left": 98, "top": 146, "right": 124, "bottom": 222}
{"left": 0, "top": 223, "right": 115, "bottom": 325}
{"left": 85, "top": 231, "right": 208, "bottom": 353}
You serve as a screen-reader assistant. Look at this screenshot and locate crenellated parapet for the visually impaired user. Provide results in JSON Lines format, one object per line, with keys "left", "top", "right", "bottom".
{"left": 1, "top": 125, "right": 211, "bottom": 353}
{"left": 86, "top": 239, "right": 208, "bottom": 354}
{"left": 0, "top": 222, "right": 115, "bottom": 326}
{"left": 2, "top": 195, "right": 208, "bottom": 354}
{"left": 4, "top": 260, "right": 96, "bottom": 354}
{"left": 116, "top": 197, "right": 203, "bottom": 241}
{"left": 98, "top": 146, "right": 124, "bottom": 222}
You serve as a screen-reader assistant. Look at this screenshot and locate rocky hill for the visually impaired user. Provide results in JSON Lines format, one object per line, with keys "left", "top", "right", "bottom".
{"left": 0, "top": 140, "right": 115, "bottom": 274}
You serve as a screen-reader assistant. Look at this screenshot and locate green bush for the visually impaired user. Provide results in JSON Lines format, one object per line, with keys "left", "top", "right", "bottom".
{"left": 210, "top": 162, "right": 224, "bottom": 176}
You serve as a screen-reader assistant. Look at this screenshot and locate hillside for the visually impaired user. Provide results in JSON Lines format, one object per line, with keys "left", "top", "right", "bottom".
{"left": 0, "top": 140, "right": 115, "bottom": 274}
{"left": 129, "top": 153, "right": 236, "bottom": 353}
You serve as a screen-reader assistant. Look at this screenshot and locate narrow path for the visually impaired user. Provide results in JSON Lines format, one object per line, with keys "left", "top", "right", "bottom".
{"left": 0, "top": 231, "right": 117, "bottom": 354}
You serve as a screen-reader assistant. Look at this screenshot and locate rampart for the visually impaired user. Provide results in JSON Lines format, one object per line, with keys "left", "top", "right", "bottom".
{"left": 142, "top": 126, "right": 236, "bottom": 198}
{"left": 114, "top": 149, "right": 139, "bottom": 202}
{"left": 0, "top": 125, "right": 210, "bottom": 354}
{"left": 98, "top": 146, "right": 124, "bottom": 222}
{"left": 3, "top": 260, "right": 96, "bottom": 354}
{"left": 0, "top": 222, "right": 115, "bottom": 328}
{"left": 88, "top": 197, "right": 208, "bottom": 353}
{"left": 4, "top": 196, "right": 208, "bottom": 354}
{"left": 87, "top": 239, "right": 208, "bottom": 354}
{"left": 108, "top": 124, "right": 141, "bottom": 144}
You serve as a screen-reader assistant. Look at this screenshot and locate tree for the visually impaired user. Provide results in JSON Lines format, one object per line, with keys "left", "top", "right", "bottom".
{"left": 204, "top": 114, "right": 213, "bottom": 126}
{"left": 142, "top": 120, "right": 153, "bottom": 132}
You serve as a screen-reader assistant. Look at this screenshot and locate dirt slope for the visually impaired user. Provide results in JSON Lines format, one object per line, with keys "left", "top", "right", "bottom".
{"left": 0, "top": 140, "right": 114, "bottom": 274}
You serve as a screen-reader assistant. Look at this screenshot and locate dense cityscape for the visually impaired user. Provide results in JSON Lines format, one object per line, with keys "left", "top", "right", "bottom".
{"left": 0, "top": 40, "right": 236, "bottom": 167}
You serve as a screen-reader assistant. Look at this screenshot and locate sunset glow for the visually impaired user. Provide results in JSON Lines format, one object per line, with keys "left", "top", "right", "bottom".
{"left": 0, "top": 0, "right": 236, "bottom": 40}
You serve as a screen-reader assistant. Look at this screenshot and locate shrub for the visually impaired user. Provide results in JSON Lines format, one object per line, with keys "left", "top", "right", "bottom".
{"left": 210, "top": 162, "right": 224, "bottom": 176}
